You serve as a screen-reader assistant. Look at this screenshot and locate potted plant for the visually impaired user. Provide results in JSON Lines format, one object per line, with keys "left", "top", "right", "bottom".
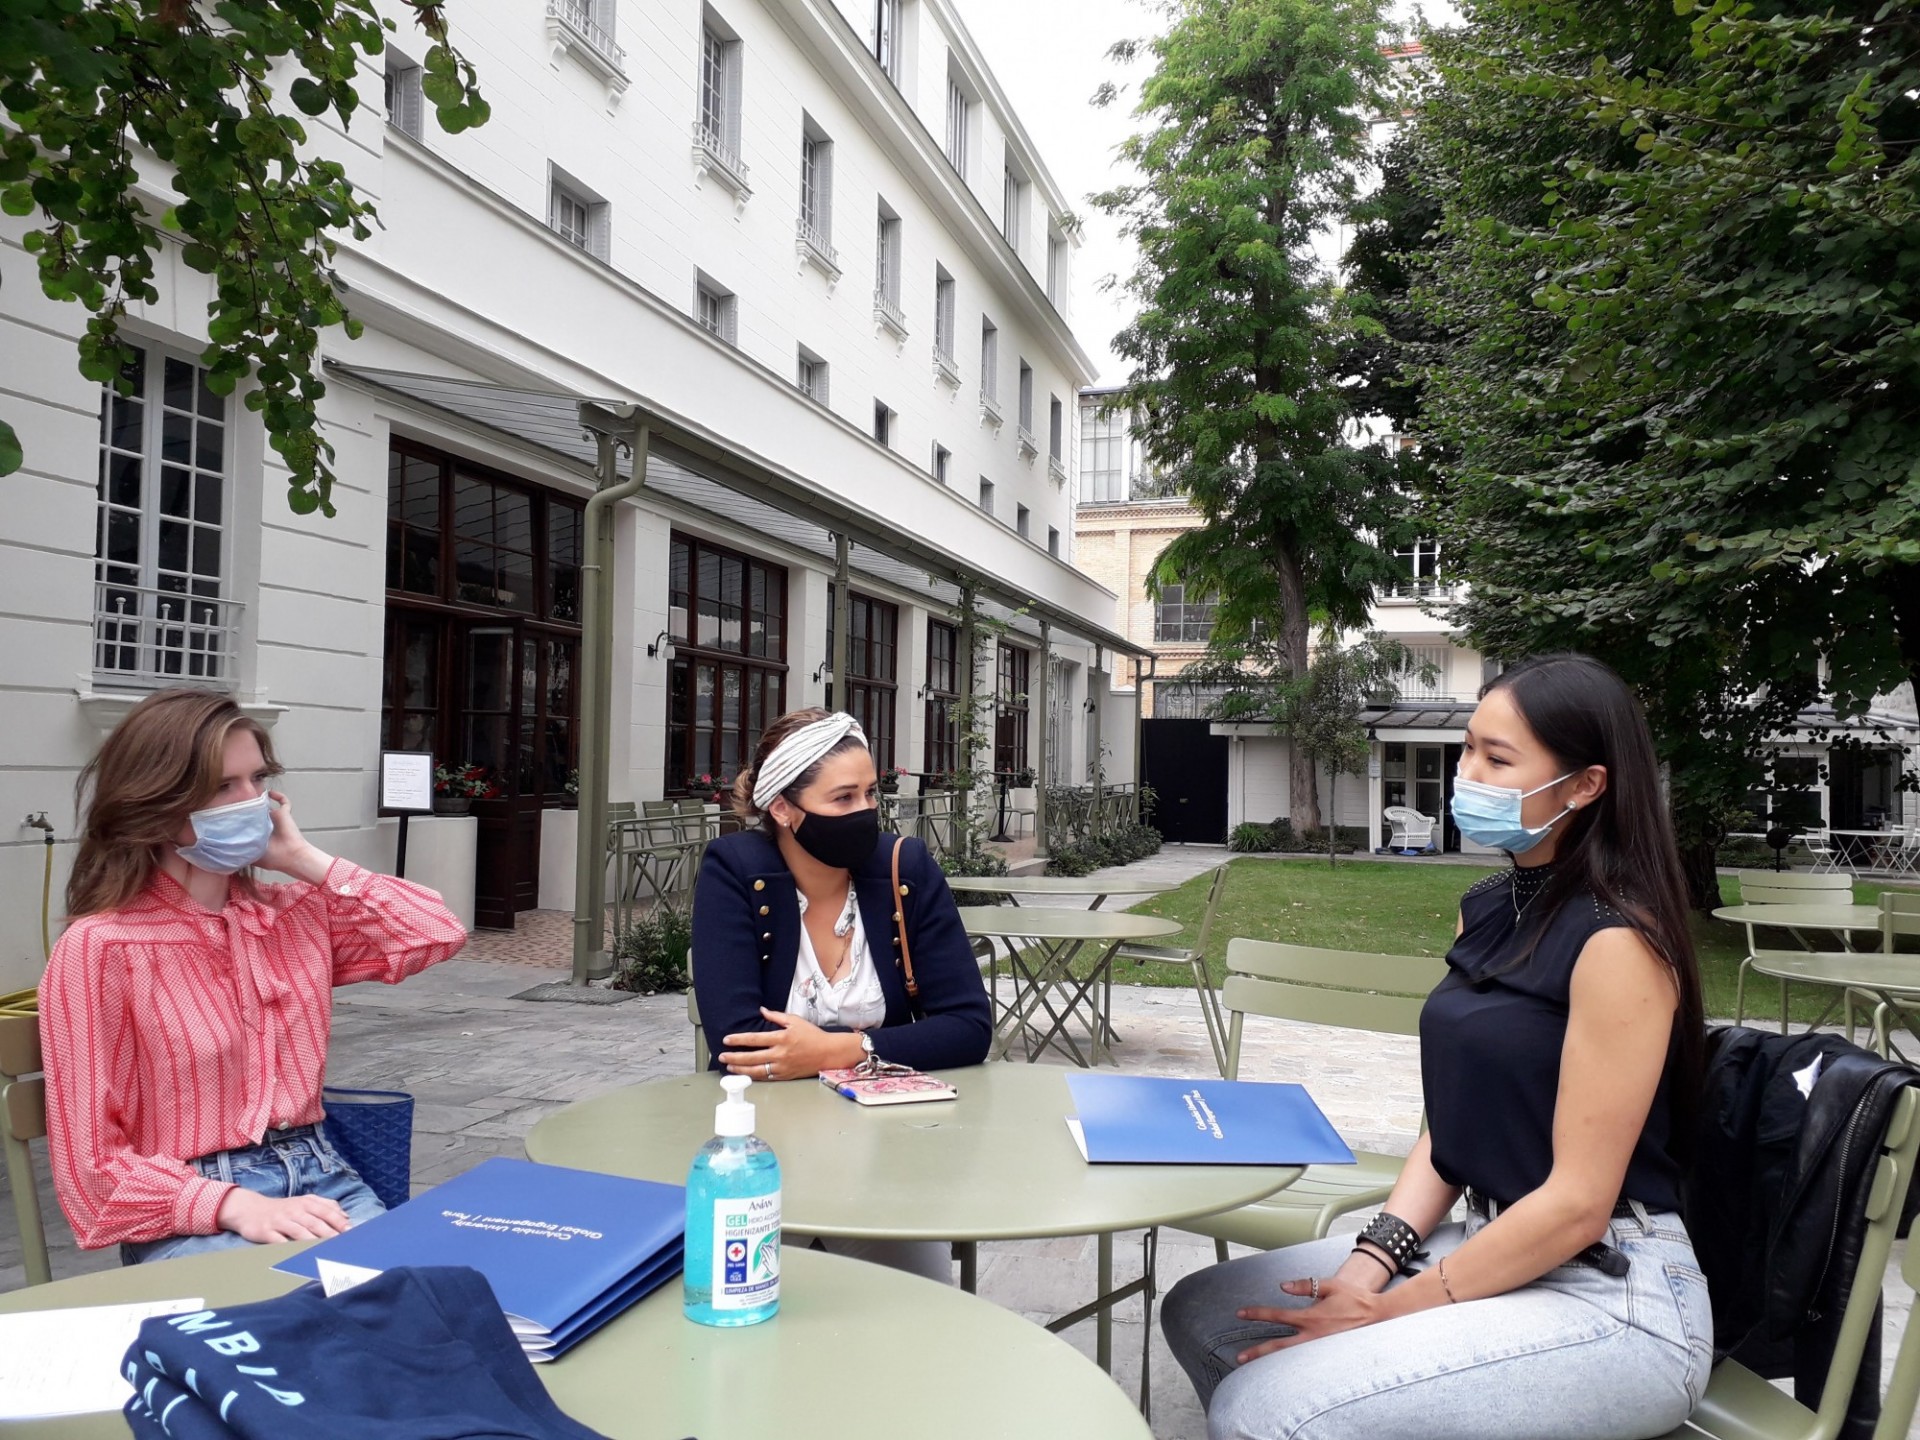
{"left": 687, "top": 772, "right": 730, "bottom": 806}
{"left": 560, "top": 768, "right": 579, "bottom": 809}
{"left": 877, "top": 765, "right": 908, "bottom": 795}
{"left": 433, "top": 762, "right": 497, "bottom": 815}
{"left": 1011, "top": 767, "right": 1035, "bottom": 790}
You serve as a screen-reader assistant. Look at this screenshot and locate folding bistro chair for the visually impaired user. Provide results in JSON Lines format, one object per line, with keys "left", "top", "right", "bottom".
{"left": 1113, "top": 864, "right": 1233, "bottom": 1076}
{"left": 1172, "top": 939, "right": 1448, "bottom": 1259}
{"left": 0, "top": 998, "right": 51, "bottom": 1286}
{"left": 1730, "top": 870, "right": 1859, "bottom": 1028}
{"left": 1654, "top": 1084, "right": 1920, "bottom": 1440}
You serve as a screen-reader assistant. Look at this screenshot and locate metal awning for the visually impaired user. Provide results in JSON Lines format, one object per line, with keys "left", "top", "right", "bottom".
{"left": 1358, "top": 702, "right": 1476, "bottom": 732}
{"left": 327, "top": 364, "right": 1144, "bottom": 658}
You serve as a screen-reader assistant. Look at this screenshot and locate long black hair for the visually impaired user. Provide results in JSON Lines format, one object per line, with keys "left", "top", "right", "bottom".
{"left": 1485, "top": 653, "right": 1705, "bottom": 1120}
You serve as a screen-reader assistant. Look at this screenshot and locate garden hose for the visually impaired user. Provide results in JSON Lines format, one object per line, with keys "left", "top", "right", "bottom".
{"left": 25, "top": 812, "right": 54, "bottom": 959}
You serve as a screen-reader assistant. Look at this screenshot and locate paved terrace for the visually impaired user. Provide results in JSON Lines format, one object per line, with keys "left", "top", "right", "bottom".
{"left": 2, "top": 846, "right": 1911, "bottom": 1440}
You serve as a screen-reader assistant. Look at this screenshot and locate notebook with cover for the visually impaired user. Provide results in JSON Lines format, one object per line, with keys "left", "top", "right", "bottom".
{"left": 818, "top": 1067, "right": 958, "bottom": 1106}
{"left": 275, "top": 1156, "right": 685, "bottom": 1358}
{"left": 1064, "top": 1073, "right": 1356, "bottom": 1166}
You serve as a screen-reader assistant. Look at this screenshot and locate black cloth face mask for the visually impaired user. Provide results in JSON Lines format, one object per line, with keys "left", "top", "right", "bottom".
{"left": 790, "top": 805, "right": 882, "bottom": 871}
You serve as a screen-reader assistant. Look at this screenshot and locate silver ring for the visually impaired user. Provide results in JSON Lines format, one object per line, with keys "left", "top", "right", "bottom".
{"left": 1309, "top": 1276, "right": 1320, "bottom": 1301}
{"left": 764, "top": 1062, "right": 773, "bottom": 1080}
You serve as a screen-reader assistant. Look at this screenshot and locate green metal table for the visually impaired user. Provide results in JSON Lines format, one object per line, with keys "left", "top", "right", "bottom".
{"left": 1711, "top": 903, "right": 1885, "bottom": 950}
{"left": 958, "top": 905, "right": 1183, "bottom": 1066}
{"left": 525, "top": 1063, "right": 1299, "bottom": 1383}
{"left": 945, "top": 874, "right": 1172, "bottom": 909}
{"left": 0, "top": 1242, "right": 1151, "bottom": 1440}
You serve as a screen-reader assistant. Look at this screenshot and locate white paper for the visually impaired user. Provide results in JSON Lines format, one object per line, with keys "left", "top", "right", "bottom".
{"left": 1794, "top": 1055, "right": 1824, "bottom": 1100}
{"left": 315, "top": 1258, "right": 384, "bottom": 1296}
{"left": 379, "top": 751, "right": 435, "bottom": 812}
{"left": 0, "top": 1297, "right": 204, "bottom": 1419}
{"left": 1065, "top": 1116, "right": 1090, "bottom": 1161}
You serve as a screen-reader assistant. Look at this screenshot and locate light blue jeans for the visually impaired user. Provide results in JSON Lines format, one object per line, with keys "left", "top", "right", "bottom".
{"left": 1162, "top": 1205, "right": 1713, "bottom": 1440}
{"left": 120, "top": 1126, "right": 386, "bottom": 1266}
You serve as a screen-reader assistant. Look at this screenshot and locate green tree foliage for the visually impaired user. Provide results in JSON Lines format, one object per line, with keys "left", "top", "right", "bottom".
{"left": 1094, "top": 0, "right": 1415, "bottom": 829}
{"left": 1407, "top": 0, "right": 1920, "bottom": 903}
{"left": 0, "top": 0, "right": 489, "bottom": 515}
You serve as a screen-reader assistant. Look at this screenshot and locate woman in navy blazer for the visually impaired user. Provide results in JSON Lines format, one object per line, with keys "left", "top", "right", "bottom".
{"left": 690, "top": 707, "right": 992, "bottom": 1081}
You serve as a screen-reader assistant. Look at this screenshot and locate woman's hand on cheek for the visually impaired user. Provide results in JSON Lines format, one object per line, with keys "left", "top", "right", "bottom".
{"left": 259, "top": 792, "right": 333, "bottom": 883}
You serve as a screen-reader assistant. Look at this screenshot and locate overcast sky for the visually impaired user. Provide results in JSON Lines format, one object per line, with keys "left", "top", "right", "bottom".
{"left": 954, "top": 0, "right": 1460, "bottom": 387}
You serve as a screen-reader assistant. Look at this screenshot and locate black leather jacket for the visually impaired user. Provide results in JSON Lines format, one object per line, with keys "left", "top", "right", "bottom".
{"left": 1684, "top": 1026, "right": 1918, "bottom": 1440}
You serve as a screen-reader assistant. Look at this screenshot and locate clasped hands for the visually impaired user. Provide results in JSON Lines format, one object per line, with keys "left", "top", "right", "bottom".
{"left": 719, "top": 1007, "right": 859, "bottom": 1081}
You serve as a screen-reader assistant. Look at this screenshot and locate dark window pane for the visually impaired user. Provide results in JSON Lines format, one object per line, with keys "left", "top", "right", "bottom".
{"left": 109, "top": 454, "right": 141, "bottom": 509}
{"left": 157, "top": 520, "right": 188, "bottom": 575}
{"left": 159, "top": 467, "right": 190, "bottom": 517}
{"left": 388, "top": 452, "right": 406, "bottom": 520}
{"left": 454, "top": 540, "right": 497, "bottom": 605}
{"left": 403, "top": 623, "right": 437, "bottom": 709}
{"left": 191, "top": 527, "right": 219, "bottom": 577}
{"left": 161, "top": 411, "right": 191, "bottom": 466}
{"left": 403, "top": 530, "right": 440, "bottom": 594}
{"left": 112, "top": 396, "right": 144, "bottom": 453}
{"left": 197, "top": 369, "right": 221, "bottom": 418}
{"left": 196, "top": 420, "right": 223, "bottom": 473}
{"left": 497, "top": 553, "right": 534, "bottom": 613}
{"left": 194, "top": 473, "right": 221, "bottom": 524}
{"left": 496, "top": 489, "right": 532, "bottom": 555}
{"left": 163, "top": 357, "right": 194, "bottom": 412}
{"left": 453, "top": 474, "right": 492, "bottom": 539}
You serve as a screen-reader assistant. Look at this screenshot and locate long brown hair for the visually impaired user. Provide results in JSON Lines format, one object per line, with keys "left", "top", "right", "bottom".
{"left": 67, "top": 689, "right": 282, "bottom": 919}
{"left": 730, "top": 707, "right": 869, "bottom": 830}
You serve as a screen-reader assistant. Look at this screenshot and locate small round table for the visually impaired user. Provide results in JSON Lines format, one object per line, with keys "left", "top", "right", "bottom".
{"left": 526, "top": 1063, "right": 1299, "bottom": 1376}
{"left": 958, "top": 906, "right": 1184, "bottom": 1066}
{"left": 0, "top": 1243, "right": 1151, "bottom": 1440}
{"left": 945, "top": 874, "right": 1173, "bottom": 909}
{"left": 1711, "top": 904, "right": 1885, "bottom": 949}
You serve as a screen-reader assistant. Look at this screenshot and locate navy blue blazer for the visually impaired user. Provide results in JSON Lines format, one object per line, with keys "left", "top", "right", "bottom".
{"left": 690, "top": 828, "right": 992, "bottom": 1073}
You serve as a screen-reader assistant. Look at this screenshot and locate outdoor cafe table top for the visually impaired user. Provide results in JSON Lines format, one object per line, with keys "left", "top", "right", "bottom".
{"left": 1711, "top": 904, "right": 1886, "bottom": 932}
{"left": 954, "top": 906, "right": 1187, "bottom": 945}
{"left": 525, "top": 1063, "right": 1298, "bottom": 1244}
{"left": 944, "top": 874, "right": 1174, "bottom": 900}
{"left": 0, "top": 1241, "right": 1150, "bottom": 1440}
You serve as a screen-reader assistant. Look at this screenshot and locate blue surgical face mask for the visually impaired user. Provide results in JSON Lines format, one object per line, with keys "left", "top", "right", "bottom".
{"left": 176, "top": 792, "right": 274, "bottom": 875}
{"left": 1450, "top": 772, "right": 1576, "bottom": 854}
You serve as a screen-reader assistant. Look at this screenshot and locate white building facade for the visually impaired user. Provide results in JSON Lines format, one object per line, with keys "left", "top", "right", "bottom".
{"left": 0, "top": 0, "right": 1127, "bottom": 989}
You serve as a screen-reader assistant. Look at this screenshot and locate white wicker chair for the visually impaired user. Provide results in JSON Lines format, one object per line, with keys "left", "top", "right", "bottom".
{"left": 1382, "top": 805, "right": 1436, "bottom": 854}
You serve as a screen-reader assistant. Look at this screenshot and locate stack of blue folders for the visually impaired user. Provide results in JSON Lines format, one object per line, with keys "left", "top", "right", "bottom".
{"left": 275, "top": 1156, "right": 685, "bottom": 1360}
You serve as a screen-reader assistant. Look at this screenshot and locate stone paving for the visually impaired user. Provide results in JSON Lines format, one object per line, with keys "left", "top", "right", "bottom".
{"left": 2, "top": 844, "right": 1912, "bottom": 1440}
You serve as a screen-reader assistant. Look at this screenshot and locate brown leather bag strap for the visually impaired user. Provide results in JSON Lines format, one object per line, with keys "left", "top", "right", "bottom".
{"left": 891, "top": 836, "right": 918, "bottom": 1000}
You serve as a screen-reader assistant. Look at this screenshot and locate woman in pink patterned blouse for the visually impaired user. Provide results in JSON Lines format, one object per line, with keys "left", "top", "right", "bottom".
{"left": 40, "top": 689, "right": 468, "bottom": 1264}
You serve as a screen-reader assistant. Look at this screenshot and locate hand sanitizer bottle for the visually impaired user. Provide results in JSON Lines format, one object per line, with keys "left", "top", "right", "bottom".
{"left": 684, "top": 1074, "right": 781, "bottom": 1327}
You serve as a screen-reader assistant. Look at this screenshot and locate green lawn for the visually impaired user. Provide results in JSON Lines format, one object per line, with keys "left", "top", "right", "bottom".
{"left": 1113, "top": 857, "right": 1904, "bottom": 1022}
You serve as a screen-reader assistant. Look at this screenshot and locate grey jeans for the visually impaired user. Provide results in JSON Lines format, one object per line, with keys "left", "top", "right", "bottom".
{"left": 1162, "top": 1206, "right": 1713, "bottom": 1440}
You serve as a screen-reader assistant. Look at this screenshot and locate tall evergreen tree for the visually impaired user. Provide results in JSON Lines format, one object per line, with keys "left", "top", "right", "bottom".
{"left": 1095, "top": 0, "right": 1411, "bottom": 828}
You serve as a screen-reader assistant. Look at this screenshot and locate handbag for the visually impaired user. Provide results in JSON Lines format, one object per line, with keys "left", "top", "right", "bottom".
{"left": 890, "top": 836, "right": 920, "bottom": 1014}
{"left": 320, "top": 1086, "right": 415, "bottom": 1211}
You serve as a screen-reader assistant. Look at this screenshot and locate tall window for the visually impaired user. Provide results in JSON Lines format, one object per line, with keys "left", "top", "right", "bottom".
{"left": 1015, "top": 503, "right": 1030, "bottom": 540}
{"left": 668, "top": 534, "right": 787, "bottom": 789}
{"left": 1047, "top": 526, "right": 1060, "bottom": 557}
{"left": 873, "top": 401, "right": 894, "bottom": 447}
{"left": 978, "top": 477, "right": 994, "bottom": 515}
{"left": 549, "top": 169, "right": 609, "bottom": 260}
{"left": 995, "top": 642, "right": 1030, "bottom": 775}
{"left": 924, "top": 619, "right": 960, "bottom": 778}
{"left": 94, "top": 344, "right": 232, "bottom": 686}
{"left": 380, "top": 441, "right": 583, "bottom": 802}
{"left": 945, "top": 73, "right": 970, "bottom": 176}
{"left": 799, "top": 119, "right": 833, "bottom": 249}
{"left": 874, "top": 201, "right": 904, "bottom": 331}
{"left": 827, "top": 591, "right": 898, "bottom": 771}
{"left": 1078, "top": 399, "right": 1126, "bottom": 502}
{"left": 979, "top": 318, "right": 998, "bottom": 400}
{"left": 874, "top": 0, "right": 900, "bottom": 83}
{"left": 698, "top": 13, "right": 743, "bottom": 168}
{"left": 1002, "top": 160, "right": 1024, "bottom": 248}
{"left": 933, "top": 265, "right": 956, "bottom": 361}
{"left": 1048, "top": 395, "right": 1063, "bottom": 461}
{"left": 931, "top": 443, "right": 950, "bottom": 485}
{"left": 1391, "top": 538, "right": 1444, "bottom": 597}
{"left": 384, "top": 50, "right": 423, "bottom": 139}
{"left": 1154, "top": 584, "right": 1216, "bottom": 643}
{"left": 1017, "top": 360, "right": 1034, "bottom": 432}
{"left": 1046, "top": 227, "right": 1066, "bottom": 306}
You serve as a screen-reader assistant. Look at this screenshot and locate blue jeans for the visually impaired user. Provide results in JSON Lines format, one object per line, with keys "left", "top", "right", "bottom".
{"left": 121, "top": 1126, "right": 386, "bottom": 1266}
{"left": 1162, "top": 1205, "right": 1713, "bottom": 1440}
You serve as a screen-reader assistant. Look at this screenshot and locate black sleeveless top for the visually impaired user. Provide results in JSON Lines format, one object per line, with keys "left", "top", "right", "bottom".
{"left": 1419, "top": 864, "right": 1683, "bottom": 1213}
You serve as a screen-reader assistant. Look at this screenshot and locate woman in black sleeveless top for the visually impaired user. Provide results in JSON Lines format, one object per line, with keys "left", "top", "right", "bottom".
{"left": 1164, "top": 654, "right": 1713, "bottom": 1440}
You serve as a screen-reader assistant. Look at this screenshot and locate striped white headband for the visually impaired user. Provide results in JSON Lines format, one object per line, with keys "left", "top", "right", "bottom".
{"left": 751, "top": 714, "right": 869, "bottom": 809}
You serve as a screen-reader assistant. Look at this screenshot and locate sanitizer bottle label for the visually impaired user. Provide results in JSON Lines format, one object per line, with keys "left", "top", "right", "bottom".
{"left": 712, "top": 1193, "right": 781, "bottom": 1309}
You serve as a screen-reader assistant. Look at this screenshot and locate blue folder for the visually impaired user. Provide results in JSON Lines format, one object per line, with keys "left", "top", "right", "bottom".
{"left": 276, "top": 1156, "right": 685, "bottom": 1358}
{"left": 1065, "top": 1073, "right": 1356, "bottom": 1166}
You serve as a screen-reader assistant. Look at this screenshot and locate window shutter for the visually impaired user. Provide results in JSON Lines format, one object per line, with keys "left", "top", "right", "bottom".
{"left": 589, "top": 203, "right": 611, "bottom": 261}
{"left": 725, "top": 40, "right": 743, "bottom": 156}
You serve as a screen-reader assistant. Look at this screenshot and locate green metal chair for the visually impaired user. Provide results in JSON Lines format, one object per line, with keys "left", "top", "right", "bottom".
{"left": 1730, "top": 869, "right": 1860, "bottom": 1029}
{"left": 1871, "top": 1165, "right": 1920, "bottom": 1440}
{"left": 1652, "top": 1084, "right": 1920, "bottom": 1440}
{"left": 1173, "top": 938, "right": 1448, "bottom": 1260}
{"left": 0, "top": 1000, "right": 51, "bottom": 1286}
{"left": 1113, "top": 864, "right": 1233, "bottom": 1076}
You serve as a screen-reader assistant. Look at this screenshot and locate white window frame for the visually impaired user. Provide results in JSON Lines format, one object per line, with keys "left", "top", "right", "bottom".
{"left": 695, "top": 271, "right": 737, "bottom": 345}
{"left": 978, "top": 317, "right": 1000, "bottom": 424}
{"left": 94, "top": 341, "right": 240, "bottom": 689}
{"left": 1002, "top": 156, "right": 1026, "bottom": 249}
{"left": 945, "top": 70, "right": 971, "bottom": 178}
{"left": 873, "top": 401, "right": 895, "bottom": 448}
{"left": 1016, "top": 361, "right": 1037, "bottom": 457}
{"left": 1046, "top": 223, "right": 1067, "bottom": 308}
{"left": 546, "top": 0, "right": 628, "bottom": 96}
{"left": 797, "top": 117, "right": 839, "bottom": 278}
{"left": 384, "top": 49, "right": 423, "bottom": 139}
{"left": 1047, "top": 526, "right": 1060, "bottom": 558}
{"left": 931, "top": 443, "right": 950, "bottom": 485}
{"left": 693, "top": 9, "right": 750, "bottom": 198}
{"left": 978, "top": 477, "right": 994, "bottom": 516}
{"left": 547, "top": 167, "right": 611, "bottom": 260}
{"left": 1016, "top": 503, "right": 1030, "bottom": 540}
{"left": 797, "top": 345, "right": 829, "bottom": 404}
{"left": 874, "top": 0, "right": 901, "bottom": 84}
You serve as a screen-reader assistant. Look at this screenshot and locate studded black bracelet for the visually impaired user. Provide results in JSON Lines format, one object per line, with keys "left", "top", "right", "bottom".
{"left": 1358, "top": 1212, "right": 1424, "bottom": 1276}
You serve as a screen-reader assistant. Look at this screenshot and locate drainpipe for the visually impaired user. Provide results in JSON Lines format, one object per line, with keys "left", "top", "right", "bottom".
{"left": 572, "top": 415, "right": 649, "bottom": 987}
{"left": 832, "top": 533, "right": 852, "bottom": 717}
{"left": 1090, "top": 646, "right": 1104, "bottom": 833}
{"left": 958, "top": 587, "right": 975, "bottom": 850}
{"left": 1035, "top": 619, "right": 1051, "bottom": 849}
{"left": 1132, "top": 654, "right": 1149, "bottom": 824}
